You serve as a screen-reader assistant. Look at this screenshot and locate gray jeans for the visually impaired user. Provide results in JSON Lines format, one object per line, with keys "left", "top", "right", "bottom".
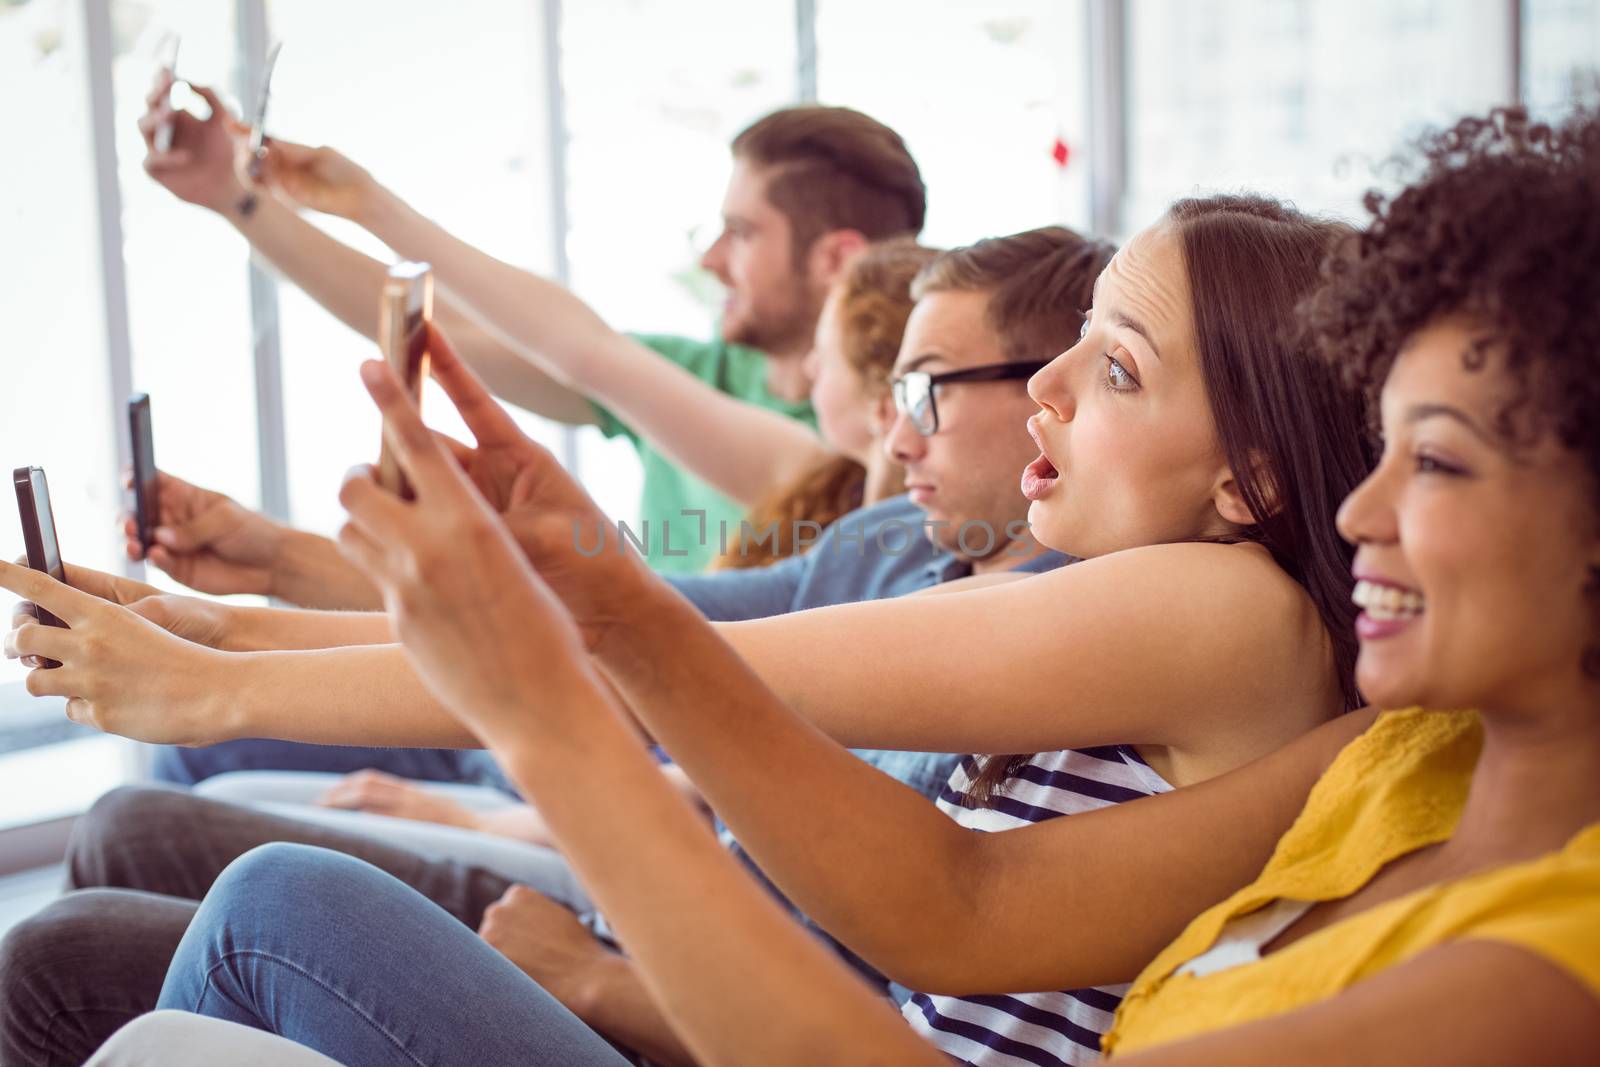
{"left": 0, "top": 785, "right": 587, "bottom": 1067}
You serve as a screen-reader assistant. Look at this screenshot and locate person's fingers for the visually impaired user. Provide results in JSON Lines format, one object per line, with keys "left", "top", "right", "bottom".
{"left": 144, "top": 545, "right": 179, "bottom": 574}
{"left": 422, "top": 325, "right": 525, "bottom": 448}
{"left": 143, "top": 150, "right": 195, "bottom": 174}
{"left": 189, "top": 85, "right": 230, "bottom": 127}
{"left": 337, "top": 464, "right": 410, "bottom": 544}
{"left": 58, "top": 562, "right": 137, "bottom": 606}
{"left": 432, "top": 432, "right": 476, "bottom": 467}
{"left": 334, "top": 519, "right": 389, "bottom": 587}
{"left": 359, "top": 361, "right": 461, "bottom": 501}
{"left": 144, "top": 68, "right": 174, "bottom": 108}
{"left": 0, "top": 561, "right": 100, "bottom": 627}
{"left": 151, "top": 499, "right": 239, "bottom": 554}
{"left": 24, "top": 663, "right": 82, "bottom": 700}
{"left": 6, "top": 622, "right": 73, "bottom": 664}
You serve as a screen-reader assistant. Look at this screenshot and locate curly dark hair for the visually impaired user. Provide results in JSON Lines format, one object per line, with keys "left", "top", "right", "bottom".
{"left": 1305, "top": 106, "right": 1600, "bottom": 475}
{"left": 1304, "top": 106, "right": 1600, "bottom": 673}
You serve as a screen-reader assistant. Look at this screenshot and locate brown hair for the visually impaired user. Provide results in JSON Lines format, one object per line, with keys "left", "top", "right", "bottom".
{"left": 913, "top": 226, "right": 1116, "bottom": 365}
{"left": 966, "top": 199, "right": 1375, "bottom": 808}
{"left": 716, "top": 240, "right": 940, "bottom": 570}
{"left": 1305, "top": 107, "right": 1600, "bottom": 674}
{"left": 731, "top": 106, "right": 926, "bottom": 262}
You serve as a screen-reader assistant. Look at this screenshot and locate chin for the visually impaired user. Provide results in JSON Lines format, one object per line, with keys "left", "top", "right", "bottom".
{"left": 1025, "top": 500, "right": 1076, "bottom": 555}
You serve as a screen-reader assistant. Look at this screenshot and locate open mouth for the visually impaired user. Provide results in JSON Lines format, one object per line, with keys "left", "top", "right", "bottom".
{"left": 1021, "top": 420, "right": 1060, "bottom": 501}
{"left": 1352, "top": 577, "right": 1426, "bottom": 641}
{"left": 1352, "top": 578, "right": 1427, "bottom": 621}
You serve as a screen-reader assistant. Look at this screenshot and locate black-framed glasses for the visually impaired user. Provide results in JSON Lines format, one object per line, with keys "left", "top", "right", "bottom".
{"left": 890, "top": 361, "right": 1047, "bottom": 436}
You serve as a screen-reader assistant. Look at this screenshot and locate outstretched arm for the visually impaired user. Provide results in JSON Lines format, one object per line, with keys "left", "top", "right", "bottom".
{"left": 255, "top": 139, "right": 829, "bottom": 508}
{"left": 136, "top": 74, "right": 597, "bottom": 426}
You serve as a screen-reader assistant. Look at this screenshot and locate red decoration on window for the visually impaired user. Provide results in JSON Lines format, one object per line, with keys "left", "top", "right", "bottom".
{"left": 1051, "top": 137, "right": 1071, "bottom": 168}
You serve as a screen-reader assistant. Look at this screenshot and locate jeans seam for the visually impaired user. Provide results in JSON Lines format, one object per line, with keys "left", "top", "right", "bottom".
{"left": 194, "top": 949, "right": 429, "bottom": 1067}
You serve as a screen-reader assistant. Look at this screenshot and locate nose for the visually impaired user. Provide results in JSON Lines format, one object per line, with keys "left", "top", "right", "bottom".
{"left": 884, "top": 405, "right": 927, "bottom": 465}
{"left": 1027, "top": 346, "right": 1077, "bottom": 423}
{"left": 1335, "top": 457, "right": 1400, "bottom": 548}
{"left": 700, "top": 232, "right": 729, "bottom": 278}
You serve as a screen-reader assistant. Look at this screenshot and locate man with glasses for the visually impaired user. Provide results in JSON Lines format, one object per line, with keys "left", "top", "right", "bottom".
{"left": 0, "top": 227, "right": 1112, "bottom": 1067}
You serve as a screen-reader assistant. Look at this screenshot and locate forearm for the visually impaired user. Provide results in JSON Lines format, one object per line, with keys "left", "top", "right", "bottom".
{"left": 223, "top": 644, "right": 478, "bottom": 748}
{"left": 359, "top": 186, "right": 825, "bottom": 505}
{"left": 267, "top": 526, "right": 384, "bottom": 611}
{"left": 223, "top": 603, "right": 391, "bottom": 652}
{"left": 495, "top": 667, "right": 941, "bottom": 1067}
{"left": 589, "top": 580, "right": 984, "bottom": 984}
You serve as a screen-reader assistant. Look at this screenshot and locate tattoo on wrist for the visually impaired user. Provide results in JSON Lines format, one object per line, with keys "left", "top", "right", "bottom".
{"left": 236, "top": 191, "right": 259, "bottom": 219}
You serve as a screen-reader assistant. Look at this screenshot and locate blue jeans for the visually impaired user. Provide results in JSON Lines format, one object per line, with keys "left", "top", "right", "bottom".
{"left": 152, "top": 740, "right": 518, "bottom": 796}
{"left": 157, "top": 843, "right": 632, "bottom": 1066}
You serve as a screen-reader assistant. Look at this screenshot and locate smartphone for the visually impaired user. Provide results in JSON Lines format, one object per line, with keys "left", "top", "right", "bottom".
{"left": 152, "top": 33, "right": 181, "bottom": 153}
{"left": 129, "top": 393, "right": 158, "bottom": 551}
{"left": 246, "top": 41, "right": 283, "bottom": 180}
{"left": 13, "top": 467, "right": 67, "bottom": 666}
{"left": 375, "top": 262, "right": 434, "bottom": 499}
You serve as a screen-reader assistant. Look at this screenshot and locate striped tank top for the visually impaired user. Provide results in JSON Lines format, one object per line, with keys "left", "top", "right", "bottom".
{"left": 902, "top": 746, "right": 1172, "bottom": 1066}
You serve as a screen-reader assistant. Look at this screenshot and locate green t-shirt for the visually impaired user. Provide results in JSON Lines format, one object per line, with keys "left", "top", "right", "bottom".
{"left": 590, "top": 333, "right": 817, "bottom": 574}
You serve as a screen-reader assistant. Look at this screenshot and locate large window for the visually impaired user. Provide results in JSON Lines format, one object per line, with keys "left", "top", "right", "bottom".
{"left": 816, "top": 0, "right": 1090, "bottom": 245}
{"left": 264, "top": 0, "right": 566, "bottom": 537}
{"left": 559, "top": 0, "right": 797, "bottom": 523}
{"left": 1125, "top": 0, "right": 1511, "bottom": 233}
{"left": 1524, "top": 0, "right": 1600, "bottom": 120}
{"left": 0, "top": 0, "right": 129, "bottom": 826}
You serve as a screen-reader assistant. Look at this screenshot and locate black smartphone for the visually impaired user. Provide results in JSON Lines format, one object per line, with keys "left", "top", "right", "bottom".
{"left": 13, "top": 466, "right": 67, "bottom": 666}
{"left": 129, "top": 393, "right": 158, "bottom": 551}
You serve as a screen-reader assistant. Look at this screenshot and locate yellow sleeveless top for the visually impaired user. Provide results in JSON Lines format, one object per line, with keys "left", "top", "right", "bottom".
{"left": 1103, "top": 707, "right": 1600, "bottom": 1057}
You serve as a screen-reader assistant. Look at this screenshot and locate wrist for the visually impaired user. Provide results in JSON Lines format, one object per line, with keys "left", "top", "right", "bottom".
{"left": 214, "top": 178, "right": 256, "bottom": 223}
{"left": 558, "top": 947, "right": 630, "bottom": 1022}
{"left": 189, "top": 647, "right": 251, "bottom": 743}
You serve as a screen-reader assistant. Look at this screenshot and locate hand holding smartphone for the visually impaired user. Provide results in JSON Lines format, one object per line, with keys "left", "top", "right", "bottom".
{"left": 13, "top": 466, "right": 68, "bottom": 667}
{"left": 152, "top": 33, "right": 181, "bottom": 153}
{"left": 246, "top": 41, "right": 283, "bottom": 181}
{"left": 129, "top": 393, "right": 159, "bottom": 551}
{"left": 376, "top": 262, "right": 434, "bottom": 499}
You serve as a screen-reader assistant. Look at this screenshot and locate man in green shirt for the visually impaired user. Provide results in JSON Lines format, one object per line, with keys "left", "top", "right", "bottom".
{"left": 140, "top": 82, "right": 926, "bottom": 570}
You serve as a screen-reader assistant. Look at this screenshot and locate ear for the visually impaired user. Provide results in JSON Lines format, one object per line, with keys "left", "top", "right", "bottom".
{"left": 806, "top": 229, "right": 870, "bottom": 286}
{"left": 1210, "top": 450, "right": 1278, "bottom": 529}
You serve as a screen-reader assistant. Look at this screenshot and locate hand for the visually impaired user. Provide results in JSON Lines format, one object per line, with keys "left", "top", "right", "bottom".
{"left": 397, "top": 325, "right": 649, "bottom": 651}
{"left": 138, "top": 72, "right": 250, "bottom": 214}
{"left": 249, "top": 138, "right": 376, "bottom": 221}
{"left": 478, "top": 884, "right": 613, "bottom": 1011}
{"left": 0, "top": 560, "right": 233, "bottom": 745}
{"left": 8, "top": 561, "right": 235, "bottom": 655}
{"left": 122, "top": 470, "right": 286, "bottom": 597}
{"left": 316, "top": 770, "right": 481, "bottom": 830}
{"left": 335, "top": 355, "right": 608, "bottom": 753}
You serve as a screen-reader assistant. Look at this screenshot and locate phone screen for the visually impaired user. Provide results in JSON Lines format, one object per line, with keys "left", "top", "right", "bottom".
{"left": 129, "top": 394, "right": 158, "bottom": 549}
{"left": 12, "top": 466, "right": 67, "bottom": 635}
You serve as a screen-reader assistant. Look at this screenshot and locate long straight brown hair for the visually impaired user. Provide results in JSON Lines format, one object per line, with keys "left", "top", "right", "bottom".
{"left": 966, "top": 195, "right": 1375, "bottom": 807}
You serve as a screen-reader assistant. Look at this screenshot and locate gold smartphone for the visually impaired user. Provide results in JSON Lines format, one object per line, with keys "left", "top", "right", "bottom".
{"left": 375, "top": 261, "right": 433, "bottom": 499}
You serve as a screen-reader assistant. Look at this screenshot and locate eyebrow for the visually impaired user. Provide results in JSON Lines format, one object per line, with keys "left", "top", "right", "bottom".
{"left": 1113, "top": 313, "right": 1161, "bottom": 361}
{"left": 899, "top": 353, "right": 948, "bottom": 374}
{"left": 1404, "top": 403, "right": 1494, "bottom": 443}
